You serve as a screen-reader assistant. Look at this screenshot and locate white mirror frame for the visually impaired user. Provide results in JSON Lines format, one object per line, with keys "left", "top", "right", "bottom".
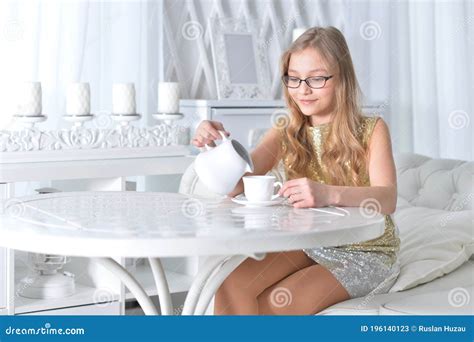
{"left": 209, "top": 17, "right": 271, "bottom": 100}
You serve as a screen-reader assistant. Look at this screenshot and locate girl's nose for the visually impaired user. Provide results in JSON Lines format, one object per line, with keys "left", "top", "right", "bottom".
{"left": 298, "top": 81, "right": 312, "bottom": 95}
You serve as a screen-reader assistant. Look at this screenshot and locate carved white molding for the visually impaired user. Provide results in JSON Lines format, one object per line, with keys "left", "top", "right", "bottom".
{"left": 0, "top": 124, "right": 190, "bottom": 153}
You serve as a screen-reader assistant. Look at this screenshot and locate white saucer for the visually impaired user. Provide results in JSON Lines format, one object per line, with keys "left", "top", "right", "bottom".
{"left": 231, "top": 194, "right": 285, "bottom": 207}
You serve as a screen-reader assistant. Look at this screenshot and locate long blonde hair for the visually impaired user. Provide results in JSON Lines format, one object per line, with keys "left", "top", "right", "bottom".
{"left": 280, "top": 26, "right": 367, "bottom": 186}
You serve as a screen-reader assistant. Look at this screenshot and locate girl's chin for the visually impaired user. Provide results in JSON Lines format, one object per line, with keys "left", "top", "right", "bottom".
{"left": 297, "top": 104, "right": 321, "bottom": 115}
{"left": 299, "top": 108, "right": 320, "bottom": 116}
{"left": 298, "top": 104, "right": 333, "bottom": 117}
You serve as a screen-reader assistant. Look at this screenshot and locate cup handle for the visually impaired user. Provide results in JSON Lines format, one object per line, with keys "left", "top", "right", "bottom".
{"left": 204, "top": 130, "right": 228, "bottom": 151}
{"left": 272, "top": 181, "right": 283, "bottom": 200}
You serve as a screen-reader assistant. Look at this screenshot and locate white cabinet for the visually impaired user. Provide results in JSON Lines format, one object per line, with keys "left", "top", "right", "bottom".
{"left": 180, "top": 99, "right": 286, "bottom": 150}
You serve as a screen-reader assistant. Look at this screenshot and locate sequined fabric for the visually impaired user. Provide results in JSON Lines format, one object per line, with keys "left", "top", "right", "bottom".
{"left": 281, "top": 115, "right": 401, "bottom": 298}
{"left": 304, "top": 247, "right": 401, "bottom": 299}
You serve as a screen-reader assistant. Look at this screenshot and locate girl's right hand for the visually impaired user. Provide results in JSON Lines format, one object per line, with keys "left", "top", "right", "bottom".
{"left": 191, "top": 120, "right": 230, "bottom": 148}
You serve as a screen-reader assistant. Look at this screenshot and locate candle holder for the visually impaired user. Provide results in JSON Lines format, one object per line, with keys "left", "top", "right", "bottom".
{"left": 152, "top": 113, "right": 189, "bottom": 145}
{"left": 110, "top": 113, "right": 142, "bottom": 127}
{"left": 63, "top": 114, "right": 95, "bottom": 129}
{"left": 152, "top": 112, "right": 184, "bottom": 126}
{"left": 13, "top": 114, "right": 47, "bottom": 129}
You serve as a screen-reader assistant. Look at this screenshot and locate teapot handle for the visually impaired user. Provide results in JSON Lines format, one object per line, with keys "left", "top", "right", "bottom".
{"left": 204, "top": 130, "right": 228, "bottom": 151}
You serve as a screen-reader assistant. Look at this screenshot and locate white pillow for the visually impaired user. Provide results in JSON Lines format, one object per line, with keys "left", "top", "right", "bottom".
{"left": 389, "top": 207, "right": 473, "bottom": 292}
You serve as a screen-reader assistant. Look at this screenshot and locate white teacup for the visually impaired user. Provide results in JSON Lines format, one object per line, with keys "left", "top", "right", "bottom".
{"left": 243, "top": 176, "right": 282, "bottom": 202}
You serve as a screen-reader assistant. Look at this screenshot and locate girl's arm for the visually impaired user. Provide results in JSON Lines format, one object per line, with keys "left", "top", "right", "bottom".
{"left": 280, "top": 119, "right": 397, "bottom": 215}
{"left": 330, "top": 119, "right": 397, "bottom": 214}
{"left": 227, "top": 128, "right": 282, "bottom": 197}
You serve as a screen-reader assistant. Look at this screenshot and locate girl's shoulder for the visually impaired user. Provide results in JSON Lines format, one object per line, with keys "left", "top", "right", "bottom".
{"left": 358, "top": 115, "right": 382, "bottom": 148}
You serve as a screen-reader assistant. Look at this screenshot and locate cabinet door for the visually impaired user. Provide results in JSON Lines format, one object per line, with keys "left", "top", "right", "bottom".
{"left": 0, "top": 248, "right": 6, "bottom": 309}
{"left": 211, "top": 107, "right": 284, "bottom": 150}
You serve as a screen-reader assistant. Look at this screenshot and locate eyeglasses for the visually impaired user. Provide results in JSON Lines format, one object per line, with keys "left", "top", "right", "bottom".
{"left": 282, "top": 75, "right": 333, "bottom": 89}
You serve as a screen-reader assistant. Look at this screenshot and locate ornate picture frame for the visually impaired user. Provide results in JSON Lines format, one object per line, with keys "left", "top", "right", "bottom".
{"left": 209, "top": 17, "right": 271, "bottom": 100}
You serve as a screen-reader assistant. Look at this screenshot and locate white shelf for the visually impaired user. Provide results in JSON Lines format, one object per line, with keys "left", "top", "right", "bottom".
{"left": 14, "top": 283, "right": 120, "bottom": 315}
{"left": 14, "top": 264, "right": 119, "bottom": 314}
{"left": 13, "top": 261, "right": 194, "bottom": 314}
{"left": 124, "top": 264, "right": 193, "bottom": 300}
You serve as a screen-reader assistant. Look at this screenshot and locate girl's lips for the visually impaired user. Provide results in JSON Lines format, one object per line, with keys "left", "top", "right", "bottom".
{"left": 299, "top": 99, "right": 317, "bottom": 105}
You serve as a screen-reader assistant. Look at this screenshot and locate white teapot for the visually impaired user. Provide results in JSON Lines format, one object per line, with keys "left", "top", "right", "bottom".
{"left": 194, "top": 131, "right": 254, "bottom": 195}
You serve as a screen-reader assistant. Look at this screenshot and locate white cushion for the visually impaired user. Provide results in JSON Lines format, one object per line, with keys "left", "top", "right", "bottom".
{"left": 388, "top": 153, "right": 474, "bottom": 292}
{"left": 390, "top": 207, "right": 473, "bottom": 292}
{"left": 395, "top": 153, "right": 473, "bottom": 211}
{"left": 379, "top": 286, "right": 474, "bottom": 315}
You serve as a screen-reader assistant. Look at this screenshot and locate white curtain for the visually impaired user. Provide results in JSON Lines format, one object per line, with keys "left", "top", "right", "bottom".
{"left": 387, "top": 0, "right": 473, "bottom": 160}
{"left": 0, "top": 0, "right": 161, "bottom": 131}
{"left": 345, "top": 0, "right": 472, "bottom": 160}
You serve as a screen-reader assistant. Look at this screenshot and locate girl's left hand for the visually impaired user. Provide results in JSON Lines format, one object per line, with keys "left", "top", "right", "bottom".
{"left": 278, "top": 177, "right": 332, "bottom": 208}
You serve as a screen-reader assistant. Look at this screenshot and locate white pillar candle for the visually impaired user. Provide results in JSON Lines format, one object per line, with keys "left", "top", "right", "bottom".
{"left": 292, "top": 28, "right": 308, "bottom": 42}
{"left": 112, "top": 83, "right": 136, "bottom": 115}
{"left": 66, "top": 83, "right": 90, "bottom": 115}
{"left": 157, "top": 82, "right": 180, "bottom": 114}
{"left": 16, "top": 82, "right": 42, "bottom": 116}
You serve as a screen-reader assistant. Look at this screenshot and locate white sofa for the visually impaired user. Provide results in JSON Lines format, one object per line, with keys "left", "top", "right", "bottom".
{"left": 179, "top": 153, "right": 473, "bottom": 315}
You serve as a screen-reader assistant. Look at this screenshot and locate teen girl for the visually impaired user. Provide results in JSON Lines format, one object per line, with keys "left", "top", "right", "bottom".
{"left": 192, "top": 26, "right": 400, "bottom": 315}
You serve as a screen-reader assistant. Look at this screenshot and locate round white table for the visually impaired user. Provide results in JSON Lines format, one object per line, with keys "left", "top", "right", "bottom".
{"left": 0, "top": 191, "right": 385, "bottom": 315}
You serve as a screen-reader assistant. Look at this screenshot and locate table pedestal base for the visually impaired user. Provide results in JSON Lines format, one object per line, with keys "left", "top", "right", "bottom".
{"left": 94, "top": 253, "right": 266, "bottom": 315}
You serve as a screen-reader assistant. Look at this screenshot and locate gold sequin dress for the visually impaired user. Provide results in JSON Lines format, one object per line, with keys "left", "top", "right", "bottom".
{"left": 281, "top": 116, "right": 401, "bottom": 298}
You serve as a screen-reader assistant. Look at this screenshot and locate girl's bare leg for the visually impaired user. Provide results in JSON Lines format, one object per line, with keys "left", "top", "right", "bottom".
{"left": 214, "top": 250, "right": 316, "bottom": 315}
{"left": 257, "top": 264, "right": 350, "bottom": 315}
